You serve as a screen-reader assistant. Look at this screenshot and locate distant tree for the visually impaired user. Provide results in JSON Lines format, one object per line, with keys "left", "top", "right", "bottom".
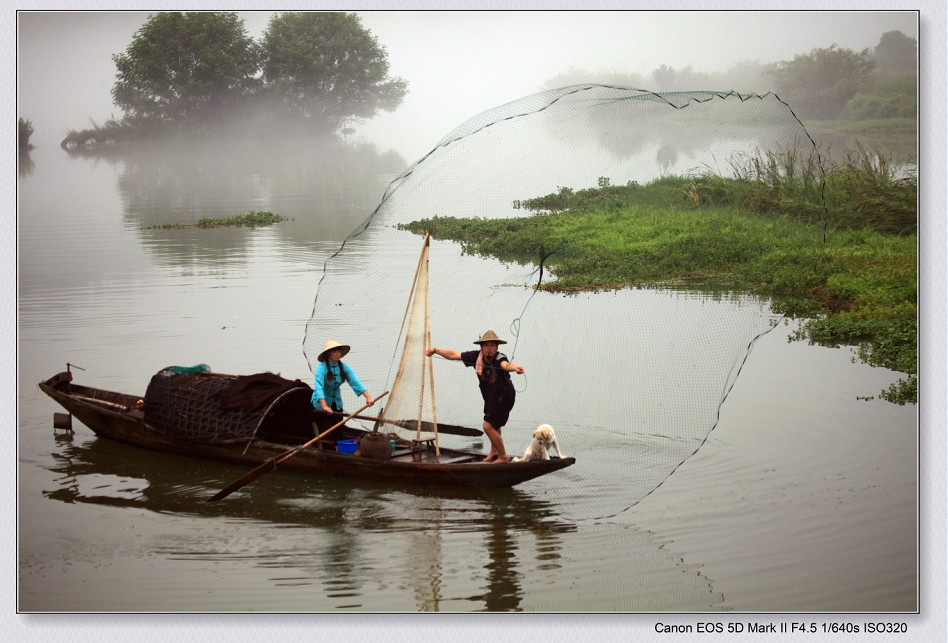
{"left": 665, "top": 66, "right": 718, "bottom": 91}
{"left": 768, "top": 44, "right": 875, "bottom": 120}
{"left": 873, "top": 30, "right": 917, "bottom": 76}
{"left": 18, "top": 117, "right": 34, "bottom": 151}
{"left": 540, "top": 68, "right": 650, "bottom": 91}
{"left": 540, "top": 61, "right": 768, "bottom": 95}
{"left": 652, "top": 64, "right": 676, "bottom": 90}
{"left": 841, "top": 90, "right": 916, "bottom": 120}
{"left": 259, "top": 12, "right": 407, "bottom": 132}
{"left": 111, "top": 12, "right": 260, "bottom": 126}
{"left": 707, "top": 61, "right": 770, "bottom": 93}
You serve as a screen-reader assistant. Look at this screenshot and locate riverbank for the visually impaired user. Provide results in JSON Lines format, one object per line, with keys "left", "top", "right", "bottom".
{"left": 401, "top": 163, "right": 917, "bottom": 404}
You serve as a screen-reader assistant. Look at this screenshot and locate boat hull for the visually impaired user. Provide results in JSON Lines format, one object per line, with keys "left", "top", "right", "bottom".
{"left": 39, "top": 372, "right": 576, "bottom": 492}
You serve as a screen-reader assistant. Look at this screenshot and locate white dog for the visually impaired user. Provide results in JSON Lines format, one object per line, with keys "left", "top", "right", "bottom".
{"left": 513, "top": 424, "right": 564, "bottom": 462}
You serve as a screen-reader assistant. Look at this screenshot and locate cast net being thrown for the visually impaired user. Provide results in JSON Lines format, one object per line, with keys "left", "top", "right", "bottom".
{"left": 304, "top": 85, "right": 824, "bottom": 521}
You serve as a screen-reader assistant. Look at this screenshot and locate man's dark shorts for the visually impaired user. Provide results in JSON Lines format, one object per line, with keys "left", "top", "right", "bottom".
{"left": 484, "top": 392, "right": 515, "bottom": 429}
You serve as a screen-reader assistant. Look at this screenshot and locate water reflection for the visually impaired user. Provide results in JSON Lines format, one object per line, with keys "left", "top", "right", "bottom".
{"left": 109, "top": 137, "right": 405, "bottom": 265}
{"left": 464, "top": 496, "right": 571, "bottom": 611}
{"left": 18, "top": 147, "right": 35, "bottom": 177}
{"left": 479, "top": 504, "right": 525, "bottom": 611}
{"left": 549, "top": 90, "right": 809, "bottom": 176}
{"left": 656, "top": 145, "right": 678, "bottom": 176}
{"left": 43, "top": 433, "right": 580, "bottom": 611}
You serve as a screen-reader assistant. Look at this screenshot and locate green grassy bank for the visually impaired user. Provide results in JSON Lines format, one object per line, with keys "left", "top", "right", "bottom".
{"left": 401, "top": 152, "right": 917, "bottom": 404}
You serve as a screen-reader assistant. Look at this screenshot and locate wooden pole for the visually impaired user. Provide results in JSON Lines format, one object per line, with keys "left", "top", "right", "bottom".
{"left": 207, "top": 391, "right": 388, "bottom": 502}
{"left": 424, "top": 236, "right": 440, "bottom": 456}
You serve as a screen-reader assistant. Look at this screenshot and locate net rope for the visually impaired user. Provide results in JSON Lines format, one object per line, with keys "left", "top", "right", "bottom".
{"left": 303, "top": 84, "right": 824, "bottom": 520}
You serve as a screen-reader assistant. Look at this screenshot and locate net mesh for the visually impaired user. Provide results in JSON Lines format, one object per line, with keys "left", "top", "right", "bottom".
{"left": 304, "top": 85, "right": 822, "bottom": 520}
{"left": 144, "top": 369, "right": 312, "bottom": 444}
{"left": 144, "top": 370, "right": 264, "bottom": 443}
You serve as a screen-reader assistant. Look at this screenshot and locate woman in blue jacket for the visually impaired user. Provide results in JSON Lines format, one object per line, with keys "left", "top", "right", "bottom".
{"left": 312, "top": 339, "right": 375, "bottom": 441}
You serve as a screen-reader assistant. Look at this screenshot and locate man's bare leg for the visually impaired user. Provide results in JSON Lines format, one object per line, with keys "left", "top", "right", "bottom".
{"left": 482, "top": 421, "right": 509, "bottom": 463}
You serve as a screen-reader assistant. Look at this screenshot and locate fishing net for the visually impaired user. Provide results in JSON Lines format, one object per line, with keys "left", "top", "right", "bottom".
{"left": 144, "top": 368, "right": 312, "bottom": 444}
{"left": 304, "top": 85, "right": 822, "bottom": 521}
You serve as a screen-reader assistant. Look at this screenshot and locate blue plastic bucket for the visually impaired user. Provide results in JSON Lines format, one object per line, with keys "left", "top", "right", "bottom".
{"left": 337, "top": 439, "right": 359, "bottom": 455}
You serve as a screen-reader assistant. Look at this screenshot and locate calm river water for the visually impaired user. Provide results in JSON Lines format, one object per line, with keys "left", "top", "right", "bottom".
{"left": 17, "top": 138, "right": 917, "bottom": 622}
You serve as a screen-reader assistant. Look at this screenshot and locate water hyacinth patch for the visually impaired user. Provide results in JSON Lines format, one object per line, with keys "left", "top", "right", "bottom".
{"left": 146, "top": 211, "right": 291, "bottom": 229}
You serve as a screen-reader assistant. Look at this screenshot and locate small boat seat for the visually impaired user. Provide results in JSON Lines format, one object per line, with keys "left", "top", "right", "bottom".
{"left": 410, "top": 437, "right": 438, "bottom": 461}
{"left": 412, "top": 437, "right": 437, "bottom": 450}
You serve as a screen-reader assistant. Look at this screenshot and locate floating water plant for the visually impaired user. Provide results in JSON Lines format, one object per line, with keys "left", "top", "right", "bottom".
{"left": 147, "top": 211, "right": 291, "bottom": 230}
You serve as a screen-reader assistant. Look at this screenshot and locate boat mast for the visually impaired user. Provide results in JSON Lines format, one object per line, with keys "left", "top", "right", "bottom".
{"left": 422, "top": 233, "right": 439, "bottom": 454}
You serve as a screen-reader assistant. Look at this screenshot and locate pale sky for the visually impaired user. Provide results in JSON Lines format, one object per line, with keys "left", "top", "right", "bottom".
{"left": 15, "top": 7, "right": 921, "bottom": 160}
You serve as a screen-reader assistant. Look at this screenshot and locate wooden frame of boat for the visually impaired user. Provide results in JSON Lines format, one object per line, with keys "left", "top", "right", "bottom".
{"left": 39, "top": 370, "right": 576, "bottom": 491}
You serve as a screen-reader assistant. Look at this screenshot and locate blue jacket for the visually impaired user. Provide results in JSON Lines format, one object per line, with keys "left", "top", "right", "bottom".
{"left": 312, "top": 360, "right": 367, "bottom": 411}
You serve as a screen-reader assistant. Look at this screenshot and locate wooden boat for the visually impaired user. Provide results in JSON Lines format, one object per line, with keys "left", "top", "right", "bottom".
{"left": 39, "top": 369, "right": 575, "bottom": 490}
{"left": 39, "top": 232, "right": 575, "bottom": 493}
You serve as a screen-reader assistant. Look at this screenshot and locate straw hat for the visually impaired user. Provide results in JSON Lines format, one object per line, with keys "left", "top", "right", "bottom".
{"left": 318, "top": 339, "right": 351, "bottom": 362}
{"left": 473, "top": 329, "right": 506, "bottom": 345}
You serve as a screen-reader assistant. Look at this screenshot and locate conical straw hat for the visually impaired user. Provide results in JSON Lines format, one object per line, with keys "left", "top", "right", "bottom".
{"left": 473, "top": 329, "right": 506, "bottom": 345}
{"left": 318, "top": 339, "right": 351, "bottom": 362}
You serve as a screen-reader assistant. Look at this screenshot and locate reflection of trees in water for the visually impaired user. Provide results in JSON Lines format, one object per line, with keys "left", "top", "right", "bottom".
{"left": 538, "top": 89, "right": 817, "bottom": 185}
{"left": 656, "top": 145, "right": 678, "bottom": 176}
{"left": 808, "top": 129, "right": 917, "bottom": 168}
{"left": 18, "top": 148, "right": 35, "bottom": 177}
{"left": 107, "top": 137, "right": 405, "bottom": 266}
{"left": 381, "top": 87, "right": 823, "bottom": 222}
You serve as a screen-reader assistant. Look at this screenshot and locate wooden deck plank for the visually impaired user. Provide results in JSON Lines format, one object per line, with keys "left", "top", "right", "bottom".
{"left": 434, "top": 455, "right": 477, "bottom": 465}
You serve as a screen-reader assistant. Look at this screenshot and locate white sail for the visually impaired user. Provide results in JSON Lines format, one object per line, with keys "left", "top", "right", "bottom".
{"left": 378, "top": 233, "right": 439, "bottom": 453}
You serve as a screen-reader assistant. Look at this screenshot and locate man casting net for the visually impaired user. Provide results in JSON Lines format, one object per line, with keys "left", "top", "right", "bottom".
{"left": 304, "top": 85, "right": 824, "bottom": 521}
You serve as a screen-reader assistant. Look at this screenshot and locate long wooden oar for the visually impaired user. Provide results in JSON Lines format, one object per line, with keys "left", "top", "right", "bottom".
{"left": 323, "top": 411, "right": 483, "bottom": 437}
{"left": 207, "top": 391, "right": 388, "bottom": 502}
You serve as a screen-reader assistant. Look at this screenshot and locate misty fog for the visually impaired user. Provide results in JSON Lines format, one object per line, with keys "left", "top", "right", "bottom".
{"left": 16, "top": 10, "right": 919, "bottom": 162}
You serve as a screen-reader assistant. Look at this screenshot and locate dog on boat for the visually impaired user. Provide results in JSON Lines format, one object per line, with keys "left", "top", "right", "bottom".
{"left": 513, "top": 424, "right": 563, "bottom": 462}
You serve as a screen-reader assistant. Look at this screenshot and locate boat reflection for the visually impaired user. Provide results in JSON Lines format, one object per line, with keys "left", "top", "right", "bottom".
{"left": 43, "top": 434, "right": 576, "bottom": 611}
